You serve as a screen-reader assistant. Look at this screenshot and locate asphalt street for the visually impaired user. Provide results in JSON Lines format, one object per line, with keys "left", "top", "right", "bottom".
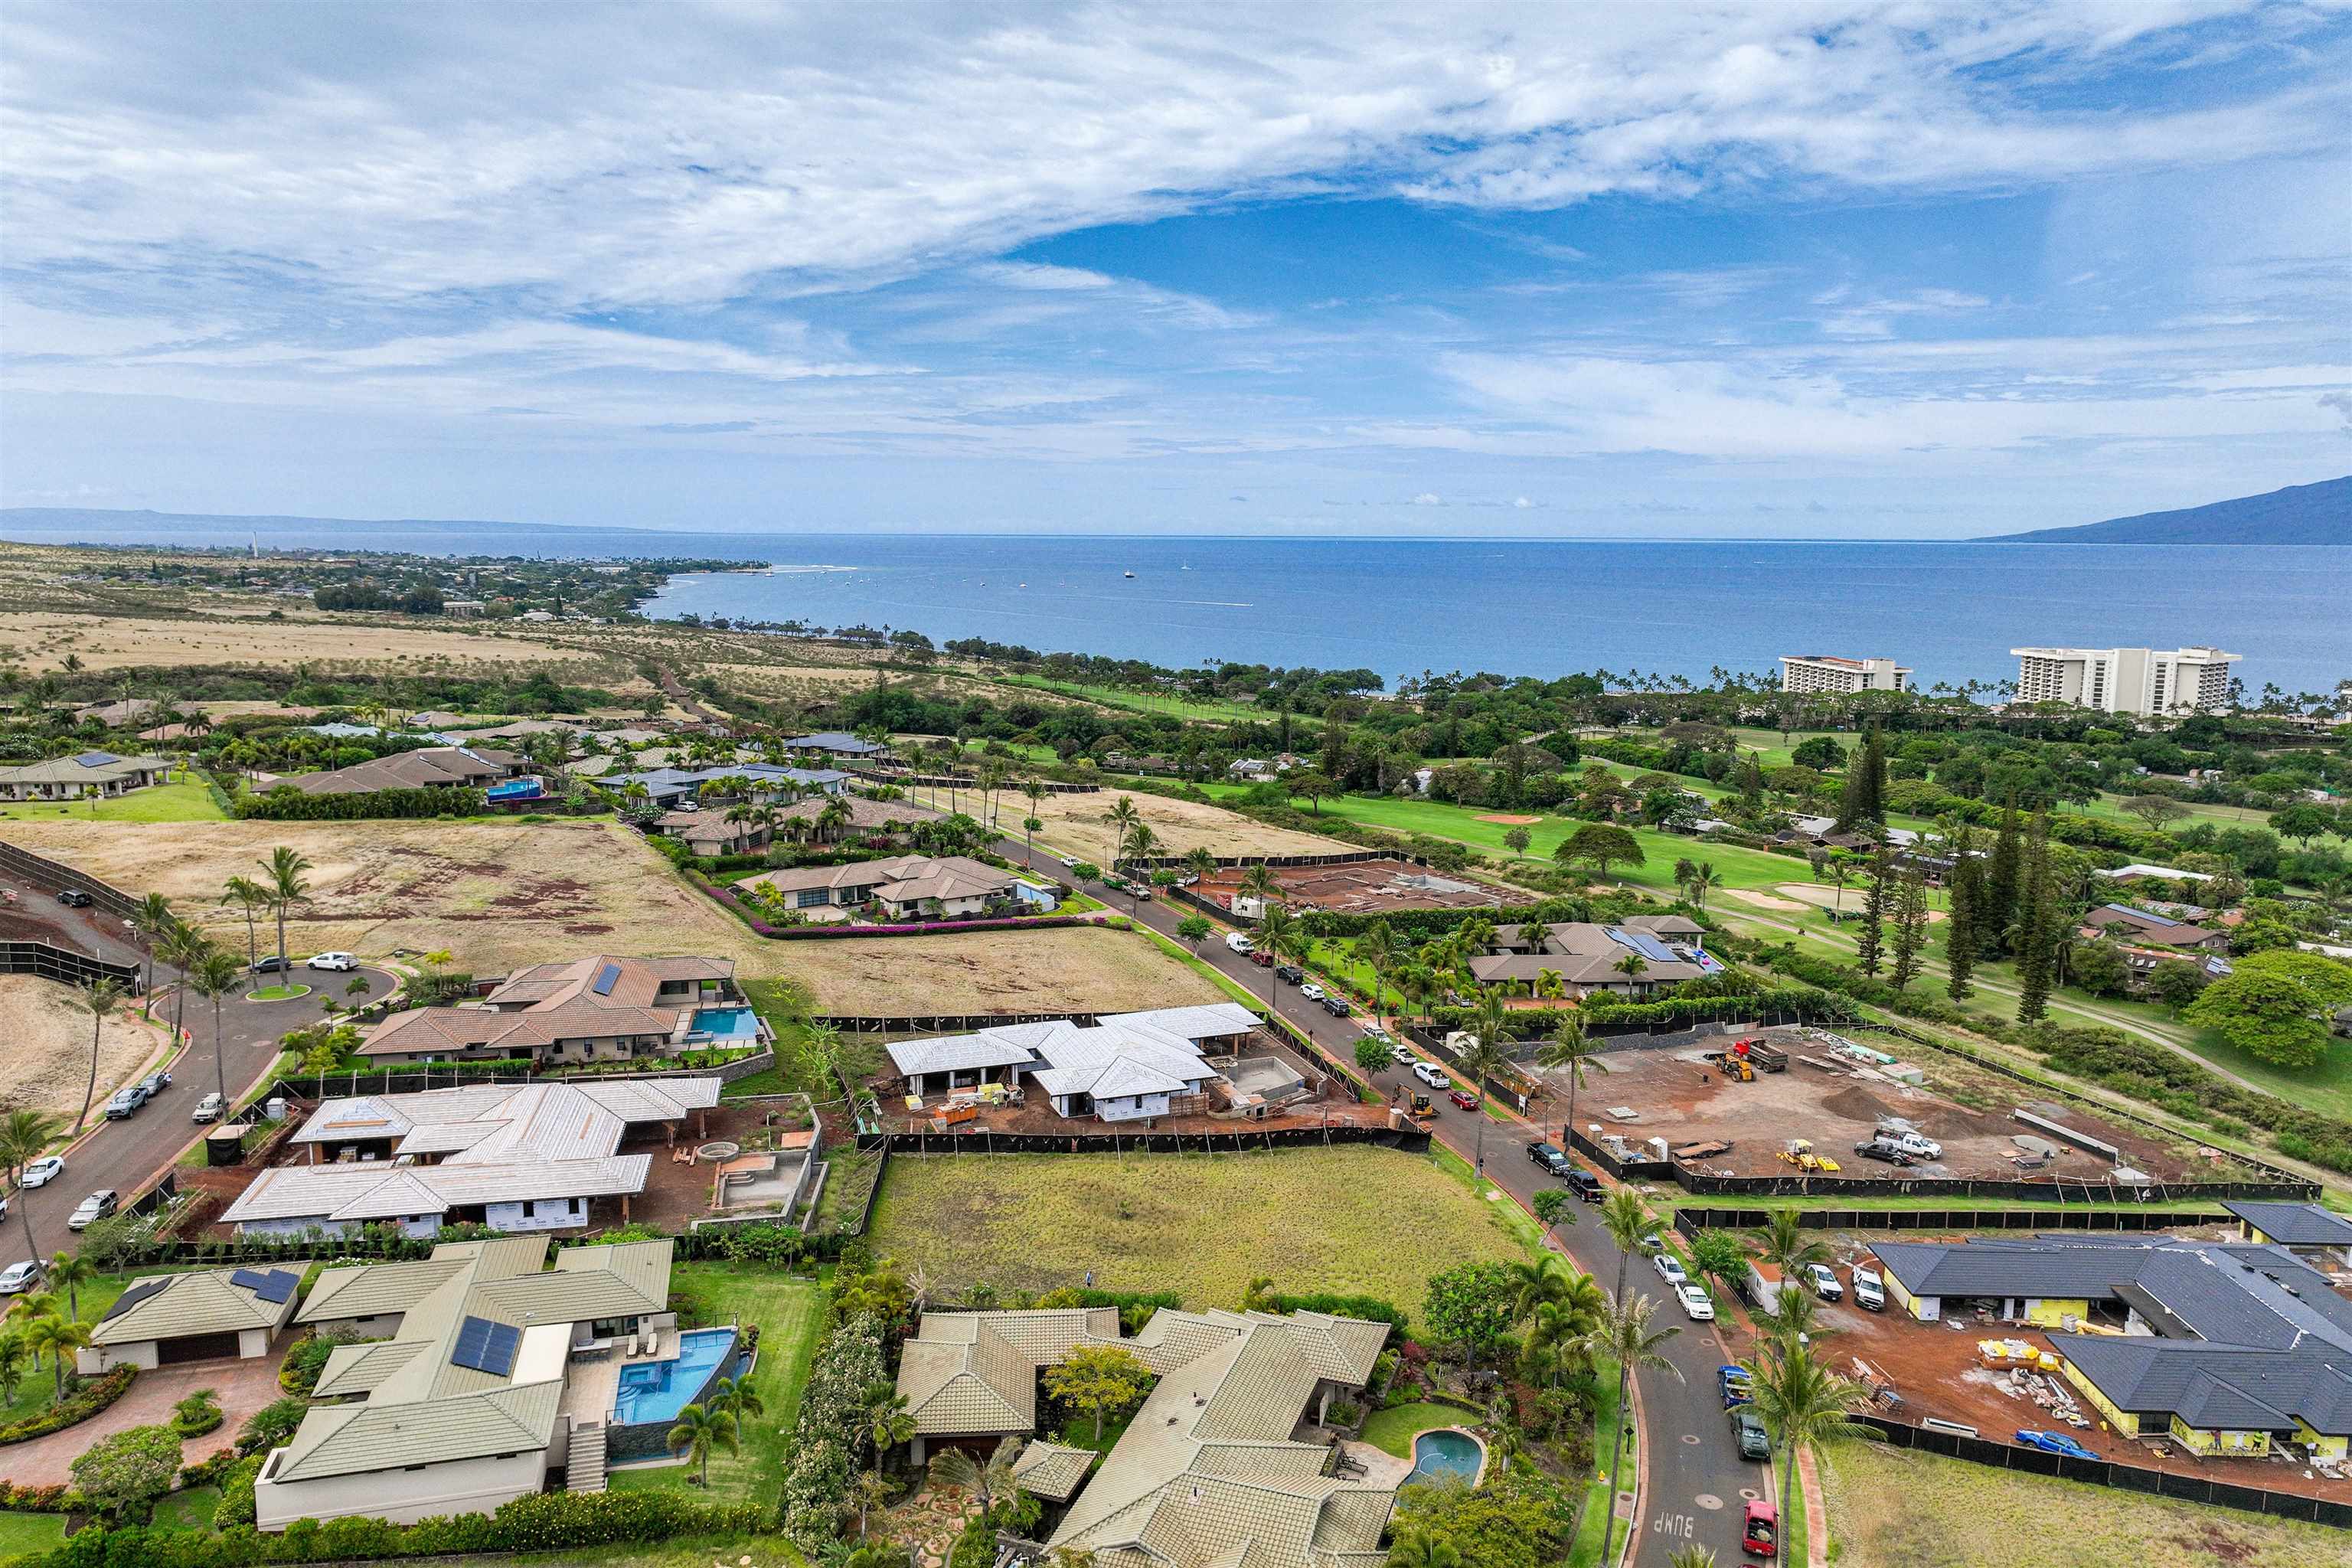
{"left": 990, "top": 835, "right": 1775, "bottom": 1568}
{"left": 2, "top": 858, "right": 392, "bottom": 1259}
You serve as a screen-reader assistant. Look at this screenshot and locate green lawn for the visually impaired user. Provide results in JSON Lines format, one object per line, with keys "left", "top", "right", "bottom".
{"left": 0, "top": 1272, "right": 140, "bottom": 1427}
{"left": 0, "top": 777, "right": 227, "bottom": 824}
{"left": 0, "top": 1511, "right": 67, "bottom": 1557}
{"left": 607, "top": 1262, "right": 825, "bottom": 1510}
{"left": 152, "top": 1485, "right": 221, "bottom": 1529}
{"left": 867, "top": 1146, "right": 1537, "bottom": 1326}
{"left": 1564, "top": 1353, "right": 1633, "bottom": 1568}
{"left": 1821, "top": 1436, "right": 2350, "bottom": 1568}
{"left": 1361, "top": 1401, "right": 1465, "bottom": 1459}
{"left": 985, "top": 673, "right": 1285, "bottom": 727}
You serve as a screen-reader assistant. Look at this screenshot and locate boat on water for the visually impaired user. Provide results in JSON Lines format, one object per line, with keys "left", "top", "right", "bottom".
{"left": 1124, "top": 570, "right": 1136, "bottom": 578}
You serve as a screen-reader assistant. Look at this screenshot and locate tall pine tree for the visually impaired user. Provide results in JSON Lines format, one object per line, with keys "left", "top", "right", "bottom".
{"left": 1855, "top": 848, "right": 1897, "bottom": 975}
{"left": 1984, "top": 795, "right": 2024, "bottom": 956}
{"left": 1739, "top": 753, "right": 1765, "bottom": 812}
{"left": 1944, "top": 825, "right": 1980, "bottom": 1001}
{"left": 2014, "top": 815, "right": 2056, "bottom": 1024}
{"left": 1834, "top": 726, "right": 1887, "bottom": 831}
{"left": 1890, "top": 867, "right": 1930, "bottom": 990}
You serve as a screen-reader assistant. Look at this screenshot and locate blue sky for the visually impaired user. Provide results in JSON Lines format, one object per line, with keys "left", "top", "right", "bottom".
{"left": 2, "top": 1, "right": 2347, "bottom": 537}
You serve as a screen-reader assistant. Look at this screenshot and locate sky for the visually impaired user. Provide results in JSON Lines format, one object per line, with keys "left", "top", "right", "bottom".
{"left": 3, "top": 1, "right": 2349, "bottom": 539}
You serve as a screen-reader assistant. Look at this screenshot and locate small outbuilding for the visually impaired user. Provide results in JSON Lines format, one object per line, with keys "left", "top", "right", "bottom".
{"left": 77, "top": 1267, "right": 302, "bottom": 1373}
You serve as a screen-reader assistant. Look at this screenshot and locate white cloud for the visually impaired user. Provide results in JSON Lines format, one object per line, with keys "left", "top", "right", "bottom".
{"left": 1513, "top": 495, "right": 1535, "bottom": 508}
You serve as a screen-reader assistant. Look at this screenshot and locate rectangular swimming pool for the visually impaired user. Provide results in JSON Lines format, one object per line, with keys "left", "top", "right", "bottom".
{"left": 611, "top": 1328, "right": 737, "bottom": 1426}
{"left": 690, "top": 1006, "right": 761, "bottom": 1042}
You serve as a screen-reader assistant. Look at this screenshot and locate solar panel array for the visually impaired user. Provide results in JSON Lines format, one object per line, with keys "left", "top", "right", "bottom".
{"left": 102, "top": 1278, "right": 172, "bottom": 1322}
{"left": 235, "top": 1268, "right": 300, "bottom": 1305}
{"left": 451, "top": 1315, "right": 521, "bottom": 1376}
{"left": 1608, "top": 927, "right": 1684, "bottom": 965}
{"left": 590, "top": 962, "right": 622, "bottom": 997}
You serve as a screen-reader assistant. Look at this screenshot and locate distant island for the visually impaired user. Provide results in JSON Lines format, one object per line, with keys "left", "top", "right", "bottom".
{"left": 1978, "top": 475, "right": 2350, "bottom": 544}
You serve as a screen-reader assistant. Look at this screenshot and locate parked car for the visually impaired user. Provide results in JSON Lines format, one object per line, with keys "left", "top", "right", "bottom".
{"left": 1390, "top": 1044, "right": 1416, "bottom": 1065}
{"left": 1130, "top": 885, "right": 1154, "bottom": 901}
{"left": 1224, "top": 932, "right": 1253, "bottom": 954}
{"left": 1412, "top": 1060, "right": 1449, "bottom": 1089}
{"left": 192, "top": 1093, "right": 227, "bottom": 1123}
{"left": 1567, "top": 1168, "right": 1604, "bottom": 1204}
{"left": 1885, "top": 1129, "right": 1942, "bottom": 1161}
{"left": 1357, "top": 1026, "right": 1392, "bottom": 1044}
{"left": 1851, "top": 1266, "right": 1886, "bottom": 1312}
{"left": 1318, "top": 994, "right": 1351, "bottom": 1018}
{"left": 20, "top": 1155, "right": 64, "bottom": 1188}
{"left": 1447, "top": 1088, "right": 1479, "bottom": 1112}
{"left": 1250, "top": 949, "right": 1276, "bottom": 968}
{"left": 57, "top": 888, "right": 96, "bottom": 907}
{"left": 1274, "top": 963, "right": 1304, "bottom": 984}
{"left": 1853, "top": 1138, "right": 1913, "bottom": 1167}
{"left": 1057, "top": 854, "right": 1079, "bottom": 869}
{"left": 1654, "top": 1251, "right": 1688, "bottom": 1288}
{"left": 67, "top": 1190, "right": 119, "bottom": 1230}
{"left": 104, "top": 1088, "right": 145, "bottom": 1120}
{"left": 0, "top": 1259, "right": 45, "bottom": 1295}
{"left": 1807, "top": 1263, "right": 1844, "bottom": 1302}
{"left": 1678, "top": 1283, "right": 1716, "bottom": 1321}
{"left": 2014, "top": 1429, "right": 2098, "bottom": 1460}
{"left": 1527, "top": 1141, "right": 1575, "bottom": 1177}
{"left": 137, "top": 1071, "right": 170, "bottom": 1099}
{"left": 1729, "top": 1406, "right": 1772, "bottom": 1461}
{"left": 250, "top": 955, "right": 292, "bottom": 974}
{"left": 1741, "top": 1501, "right": 1778, "bottom": 1560}
{"left": 305, "top": 951, "right": 358, "bottom": 971}
{"left": 1718, "top": 1364, "right": 1755, "bottom": 1409}
{"left": 1297, "top": 982, "right": 1326, "bottom": 1001}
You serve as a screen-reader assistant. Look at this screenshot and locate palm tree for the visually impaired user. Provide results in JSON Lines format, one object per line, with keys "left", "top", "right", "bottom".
{"left": 1686, "top": 862, "right": 1723, "bottom": 909}
{"left": 129, "top": 893, "right": 175, "bottom": 990}
{"left": 190, "top": 949, "right": 245, "bottom": 1104}
{"left": 1668, "top": 1547, "right": 1720, "bottom": 1568}
{"left": 1256, "top": 903, "right": 1298, "bottom": 1014}
{"left": 1183, "top": 845, "right": 1216, "bottom": 886}
{"left": 260, "top": 845, "right": 313, "bottom": 975}
{"left": 0, "top": 1109, "right": 60, "bottom": 1264}
{"left": 159, "top": 919, "right": 211, "bottom": 1051}
{"left": 1535, "top": 1013, "right": 1599, "bottom": 1148}
{"left": 24, "top": 1313, "right": 90, "bottom": 1399}
{"left": 1583, "top": 1291, "right": 1684, "bottom": 1568}
{"left": 930, "top": 1433, "right": 1020, "bottom": 1514}
{"left": 0, "top": 1331, "right": 24, "bottom": 1408}
{"left": 1235, "top": 862, "right": 1278, "bottom": 916}
{"left": 1119, "top": 822, "right": 1162, "bottom": 908}
{"left": 1102, "top": 795, "right": 1143, "bottom": 849}
{"left": 862, "top": 1383, "right": 915, "bottom": 1462}
{"left": 1386, "top": 1526, "right": 1462, "bottom": 1568}
{"left": 45, "top": 1252, "right": 96, "bottom": 1322}
{"left": 1748, "top": 1211, "right": 1831, "bottom": 1291}
{"left": 1506, "top": 1255, "right": 1571, "bottom": 1318}
{"left": 1021, "top": 778, "right": 1048, "bottom": 859}
{"left": 665, "top": 1401, "right": 739, "bottom": 1486}
{"left": 219, "top": 877, "right": 270, "bottom": 969}
{"left": 1598, "top": 1187, "right": 1660, "bottom": 1308}
{"left": 1745, "top": 1341, "right": 1874, "bottom": 1566}
{"left": 75, "top": 977, "right": 126, "bottom": 1132}
{"left": 710, "top": 1372, "right": 766, "bottom": 1434}
{"left": 1352, "top": 920, "right": 1397, "bottom": 1020}
{"left": 1459, "top": 991, "right": 1512, "bottom": 1173}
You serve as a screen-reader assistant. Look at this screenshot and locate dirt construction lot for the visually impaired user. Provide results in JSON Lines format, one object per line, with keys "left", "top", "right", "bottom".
{"left": 1014, "top": 789, "right": 1346, "bottom": 867}
{"left": 785, "top": 924, "right": 1223, "bottom": 1014}
{"left": 0, "top": 975, "right": 162, "bottom": 1125}
{"left": 0, "top": 818, "right": 766, "bottom": 978}
{"left": 1591, "top": 1033, "right": 2216, "bottom": 1185}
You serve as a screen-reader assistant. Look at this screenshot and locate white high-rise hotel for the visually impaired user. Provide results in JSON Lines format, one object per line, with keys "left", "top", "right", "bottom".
{"left": 1780, "top": 655, "right": 1911, "bottom": 696}
{"left": 2011, "top": 646, "right": 2240, "bottom": 716}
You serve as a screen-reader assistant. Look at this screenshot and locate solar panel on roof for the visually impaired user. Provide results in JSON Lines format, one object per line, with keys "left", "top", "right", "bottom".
{"left": 102, "top": 1278, "right": 172, "bottom": 1322}
{"left": 74, "top": 751, "right": 119, "bottom": 766}
{"left": 590, "top": 962, "right": 622, "bottom": 997}
{"left": 451, "top": 1315, "right": 521, "bottom": 1375}
{"left": 229, "top": 1266, "right": 272, "bottom": 1293}
{"left": 253, "top": 1269, "right": 299, "bottom": 1305}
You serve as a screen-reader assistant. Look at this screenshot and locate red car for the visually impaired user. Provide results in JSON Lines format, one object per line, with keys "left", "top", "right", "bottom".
{"left": 1741, "top": 1501, "right": 1777, "bottom": 1558}
{"left": 1448, "top": 1088, "right": 1479, "bottom": 1112}
{"left": 1249, "top": 949, "right": 1275, "bottom": 968}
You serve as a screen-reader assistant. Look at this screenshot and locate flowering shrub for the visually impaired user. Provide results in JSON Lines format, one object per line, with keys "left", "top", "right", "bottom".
{"left": 776, "top": 1312, "right": 885, "bottom": 1547}
{"left": 0, "top": 1366, "right": 136, "bottom": 1446}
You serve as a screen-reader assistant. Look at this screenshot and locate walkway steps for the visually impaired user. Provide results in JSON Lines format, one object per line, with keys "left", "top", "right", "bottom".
{"left": 567, "top": 1421, "right": 608, "bottom": 1493}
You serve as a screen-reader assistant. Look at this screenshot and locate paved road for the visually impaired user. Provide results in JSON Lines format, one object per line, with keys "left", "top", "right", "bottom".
{"left": 995, "top": 837, "right": 1772, "bottom": 1567}
{"left": 1, "top": 858, "right": 393, "bottom": 1260}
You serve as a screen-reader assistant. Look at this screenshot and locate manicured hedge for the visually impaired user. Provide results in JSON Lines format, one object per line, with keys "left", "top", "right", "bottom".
{"left": 0, "top": 1366, "right": 136, "bottom": 1446}
{"left": 234, "top": 786, "right": 486, "bottom": 821}
{"left": 1268, "top": 1290, "right": 1409, "bottom": 1336}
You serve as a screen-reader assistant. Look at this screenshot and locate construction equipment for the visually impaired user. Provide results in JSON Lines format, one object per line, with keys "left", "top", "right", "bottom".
{"left": 1778, "top": 1138, "right": 1841, "bottom": 1173}
{"left": 1736, "top": 1037, "right": 1789, "bottom": 1073}
{"left": 1406, "top": 1093, "right": 1437, "bottom": 1122}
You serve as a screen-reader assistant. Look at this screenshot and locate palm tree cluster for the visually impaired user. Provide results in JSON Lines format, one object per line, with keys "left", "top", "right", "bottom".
{"left": 0, "top": 1245, "right": 101, "bottom": 1407}
{"left": 1739, "top": 1213, "right": 1877, "bottom": 1565}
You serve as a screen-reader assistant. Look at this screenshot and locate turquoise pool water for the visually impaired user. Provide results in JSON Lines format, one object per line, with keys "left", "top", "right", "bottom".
{"left": 1407, "top": 1429, "right": 1484, "bottom": 1487}
{"left": 611, "top": 1329, "right": 736, "bottom": 1426}
{"left": 691, "top": 1006, "right": 760, "bottom": 1042}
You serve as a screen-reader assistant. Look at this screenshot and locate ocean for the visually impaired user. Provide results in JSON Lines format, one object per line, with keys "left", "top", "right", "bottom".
{"left": 6, "top": 512, "right": 2346, "bottom": 694}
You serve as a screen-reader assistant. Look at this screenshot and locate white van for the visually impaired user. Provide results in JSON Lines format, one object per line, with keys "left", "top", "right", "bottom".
{"left": 1226, "top": 932, "right": 1255, "bottom": 955}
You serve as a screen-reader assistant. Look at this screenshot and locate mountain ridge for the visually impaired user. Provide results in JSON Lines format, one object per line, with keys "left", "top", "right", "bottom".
{"left": 1976, "top": 476, "right": 2350, "bottom": 544}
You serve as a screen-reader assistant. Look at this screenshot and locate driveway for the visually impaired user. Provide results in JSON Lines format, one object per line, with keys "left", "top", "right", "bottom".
{"left": 2, "top": 857, "right": 394, "bottom": 1258}
{"left": 996, "top": 835, "right": 1769, "bottom": 1568}
{"left": 0, "top": 1351, "right": 286, "bottom": 1485}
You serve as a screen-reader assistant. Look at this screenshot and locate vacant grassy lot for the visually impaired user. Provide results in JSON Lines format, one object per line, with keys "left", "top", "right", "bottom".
{"left": 866, "top": 1146, "right": 1533, "bottom": 1322}
{"left": 1011, "top": 786, "right": 1354, "bottom": 866}
{"left": 0, "top": 817, "right": 766, "bottom": 977}
{"left": 0, "top": 778, "right": 227, "bottom": 825}
{"left": 1821, "top": 1439, "right": 2348, "bottom": 1568}
{"left": 781, "top": 923, "right": 1223, "bottom": 1014}
{"left": 0, "top": 974, "right": 164, "bottom": 1128}
{"left": 609, "top": 1262, "right": 824, "bottom": 1508}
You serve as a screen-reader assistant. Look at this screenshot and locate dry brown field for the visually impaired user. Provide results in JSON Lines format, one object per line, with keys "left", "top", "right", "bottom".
{"left": 0, "top": 975, "right": 164, "bottom": 1126}
{"left": 778, "top": 923, "right": 1222, "bottom": 1014}
{"left": 0, "top": 609, "right": 621, "bottom": 678}
{"left": 1009, "top": 788, "right": 1345, "bottom": 865}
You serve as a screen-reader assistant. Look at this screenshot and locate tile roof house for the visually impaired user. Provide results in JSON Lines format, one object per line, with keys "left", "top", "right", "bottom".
{"left": 2080, "top": 903, "right": 2232, "bottom": 953}
{"left": 604, "top": 761, "right": 850, "bottom": 808}
{"left": 652, "top": 808, "right": 770, "bottom": 856}
{"left": 283, "top": 744, "right": 528, "bottom": 796}
{"left": 2223, "top": 1200, "right": 2352, "bottom": 1268}
{"left": 898, "top": 1307, "right": 1124, "bottom": 1448}
{"left": 739, "top": 854, "right": 1027, "bottom": 920}
{"left": 0, "top": 750, "right": 174, "bottom": 802}
{"left": 254, "top": 1237, "right": 676, "bottom": 1529}
{"left": 885, "top": 1004, "right": 1261, "bottom": 1122}
{"left": 1472, "top": 916, "right": 1723, "bottom": 997}
{"left": 1868, "top": 1233, "right": 2352, "bottom": 1461}
{"left": 219, "top": 1078, "right": 720, "bottom": 1240}
{"left": 76, "top": 1266, "right": 303, "bottom": 1374}
{"left": 357, "top": 955, "right": 750, "bottom": 1065}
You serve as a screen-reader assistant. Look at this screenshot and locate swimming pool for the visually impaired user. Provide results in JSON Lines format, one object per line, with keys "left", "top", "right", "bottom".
{"left": 611, "top": 1329, "right": 737, "bottom": 1426}
{"left": 1406, "top": 1429, "right": 1485, "bottom": 1488}
{"left": 691, "top": 1006, "right": 761, "bottom": 1042}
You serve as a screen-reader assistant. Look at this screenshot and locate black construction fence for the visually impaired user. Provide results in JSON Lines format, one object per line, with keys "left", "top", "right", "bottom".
{"left": 1, "top": 938, "right": 141, "bottom": 989}
{"left": 1849, "top": 1413, "right": 2352, "bottom": 1530}
{"left": 857, "top": 1123, "right": 1431, "bottom": 1158}
{"left": 1670, "top": 1205, "right": 2232, "bottom": 1236}
{"left": 0, "top": 838, "right": 140, "bottom": 918}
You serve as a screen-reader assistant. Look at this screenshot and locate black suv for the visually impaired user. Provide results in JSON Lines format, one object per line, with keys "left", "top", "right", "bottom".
{"left": 56, "top": 889, "right": 93, "bottom": 907}
{"left": 1318, "top": 994, "right": 1351, "bottom": 1018}
{"left": 1274, "top": 963, "right": 1305, "bottom": 984}
{"left": 1528, "top": 1141, "right": 1575, "bottom": 1177}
